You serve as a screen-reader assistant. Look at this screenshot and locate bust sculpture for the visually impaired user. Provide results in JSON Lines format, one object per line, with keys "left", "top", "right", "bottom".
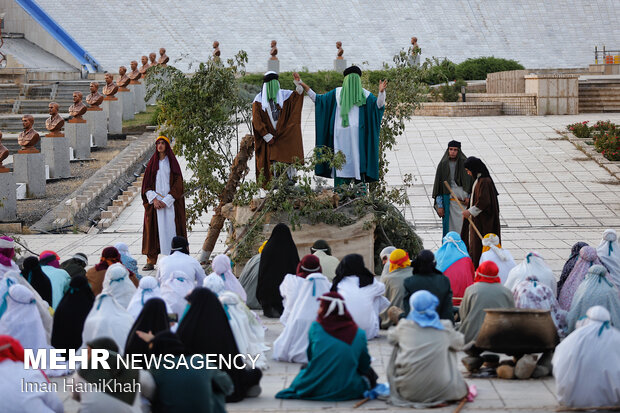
{"left": 68, "top": 92, "right": 87, "bottom": 119}
{"left": 158, "top": 48, "right": 169, "bottom": 66}
{"left": 86, "top": 82, "right": 104, "bottom": 107}
{"left": 270, "top": 40, "right": 278, "bottom": 60}
{"left": 45, "top": 102, "right": 64, "bottom": 133}
{"left": 128, "top": 60, "right": 142, "bottom": 81}
{"left": 18, "top": 115, "right": 40, "bottom": 151}
{"left": 212, "top": 41, "right": 220, "bottom": 59}
{"left": 103, "top": 73, "right": 118, "bottom": 97}
{"left": 117, "top": 66, "right": 130, "bottom": 89}
{"left": 336, "top": 41, "right": 344, "bottom": 59}
{"left": 149, "top": 52, "right": 157, "bottom": 67}
{"left": 139, "top": 55, "right": 150, "bottom": 75}
{"left": 411, "top": 37, "right": 420, "bottom": 51}
{"left": 0, "top": 131, "right": 9, "bottom": 170}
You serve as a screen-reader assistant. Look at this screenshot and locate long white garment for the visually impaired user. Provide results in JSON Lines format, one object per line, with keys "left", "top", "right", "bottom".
{"left": 0, "top": 260, "right": 19, "bottom": 277}
{"left": 101, "top": 263, "right": 137, "bottom": 309}
{"left": 203, "top": 273, "right": 226, "bottom": 294}
{"left": 479, "top": 236, "right": 517, "bottom": 285}
{"left": 504, "top": 252, "right": 557, "bottom": 296}
{"left": 156, "top": 251, "right": 205, "bottom": 285}
{"left": 219, "top": 291, "right": 270, "bottom": 369}
{"left": 272, "top": 273, "right": 331, "bottom": 363}
{"left": 82, "top": 294, "right": 134, "bottom": 354}
{"left": 126, "top": 276, "right": 167, "bottom": 319}
{"left": 0, "top": 285, "right": 49, "bottom": 350}
{"left": 553, "top": 306, "right": 620, "bottom": 408}
{"left": 597, "top": 229, "right": 620, "bottom": 288}
{"left": 312, "top": 250, "right": 339, "bottom": 282}
{"left": 279, "top": 273, "right": 304, "bottom": 325}
{"left": 1, "top": 271, "right": 53, "bottom": 342}
{"left": 0, "top": 360, "right": 64, "bottom": 413}
{"left": 146, "top": 156, "right": 176, "bottom": 256}
{"left": 337, "top": 276, "right": 390, "bottom": 339}
{"left": 209, "top": 254, "right": 247, "bottom": 301}
{"left": 160, "top": 271, "right": 194, "bottom": 317}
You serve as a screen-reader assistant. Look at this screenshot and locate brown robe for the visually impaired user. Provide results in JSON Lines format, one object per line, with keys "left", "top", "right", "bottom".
{"left": 86, "top": 266, "right": 138, "bottom": 296}
{"left": 141, "top": 167, "right": 187, "bottom": 257}
{"left": 252, "top": 91, "right": 304, "bottom": 185}
{"left": 460, "top": 177, "right": 500, "bottom": 268}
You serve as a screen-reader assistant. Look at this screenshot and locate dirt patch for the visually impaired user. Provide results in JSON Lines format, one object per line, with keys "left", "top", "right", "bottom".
{"left": 17, "top": 139, "right": 133, "bottom": 227}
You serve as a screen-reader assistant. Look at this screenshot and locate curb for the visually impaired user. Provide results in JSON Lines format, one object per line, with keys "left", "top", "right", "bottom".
{"left": 563, "top": 132, "right": 620, "bottom": 180}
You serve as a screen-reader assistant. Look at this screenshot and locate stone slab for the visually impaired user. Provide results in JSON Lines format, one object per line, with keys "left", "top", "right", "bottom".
{"left": 118, "top": 89, "right": 135, "bottom": 120}
{"left": 13, "top": 151, "right": 45, "bottom": 198}
{"left": 0, "top": 171, "right": 17, "bottom": 221}
{"left": 102, "top": 97, "right": 122, "bottom": 135}
{"left": 65, "top": 121, "right": 90, "bottom": 160}
{"left": 84, "top": 108, "right": 107, "bottom": 148}
{"left": 132, "top": 81, "right": 147, "bottom": 113}
{"left": 333, "top": 58, "right": 347, "bottom": 72}
{"left": 267, "top": 59, "right": 280, "bottom": 73}
{"left": 41, "top": 135, "right": 70, "bottom": 178}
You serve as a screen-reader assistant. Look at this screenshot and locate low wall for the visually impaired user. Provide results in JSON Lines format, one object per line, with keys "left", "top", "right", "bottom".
{"left": 414, "top": 102, "right": 502, "bottom": 117}
{"left": 467, "top": 93, "right": 537, "bottom": 115}
{"left": 486, "top": 70, "right": 528, "bottom": 94}
{"left": 525, "top": 74, "right": 579, "bottom": 115}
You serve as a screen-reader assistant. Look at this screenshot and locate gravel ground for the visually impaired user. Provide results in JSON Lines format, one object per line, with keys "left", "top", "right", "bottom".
{"left": 17, "top": 138, "right": 134, "bottom": 228}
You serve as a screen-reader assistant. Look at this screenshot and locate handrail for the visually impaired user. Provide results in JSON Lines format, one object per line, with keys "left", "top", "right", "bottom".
{"left": 15, "top": 0, "right": 100, "bottom": 72}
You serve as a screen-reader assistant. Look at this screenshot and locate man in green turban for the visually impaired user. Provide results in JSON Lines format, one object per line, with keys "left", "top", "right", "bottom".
{"left": 295, "top": 66, "right": 387, "bottom": 185}
{"left": 252, "top": 71, "right": 304, "bottom": 186}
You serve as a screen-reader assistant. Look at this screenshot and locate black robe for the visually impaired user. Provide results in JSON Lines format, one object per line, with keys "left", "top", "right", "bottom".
{"left": 51, "top": 275, "right": 95, "bottom": 350}
{"left": 125, "top": 298, "right": 170, "bottom": 355}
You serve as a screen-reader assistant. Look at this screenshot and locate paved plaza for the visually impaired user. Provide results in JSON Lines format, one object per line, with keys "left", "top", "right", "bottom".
{"left": 20, "top": 99, "right": 620, "bottom": 412}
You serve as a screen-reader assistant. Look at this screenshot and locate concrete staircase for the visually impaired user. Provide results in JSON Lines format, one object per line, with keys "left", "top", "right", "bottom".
{"left": 579, "top": 78, "right": 620, "bottom": 113}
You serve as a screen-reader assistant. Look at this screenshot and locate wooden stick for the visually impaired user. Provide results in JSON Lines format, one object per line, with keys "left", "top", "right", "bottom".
{"left": 353, "top": 398, "right": 370, "bottom": 408}
{"left": 556, "top": 406, "right": 620, "bottom": 412}
{"left": 443, "top": 181, "right": 483, "bottom": 241}
{"left": 453, "top": 397, "right": 468, "bottom": 413}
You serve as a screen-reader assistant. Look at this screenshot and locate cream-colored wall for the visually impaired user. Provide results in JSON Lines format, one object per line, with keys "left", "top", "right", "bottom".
{"left": 525, "top": 74, "right": 579, "bottom": 115}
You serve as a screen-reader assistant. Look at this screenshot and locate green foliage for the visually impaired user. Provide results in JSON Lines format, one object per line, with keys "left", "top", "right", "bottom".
{"left": 567, "top": 120, "right": 591, "bottom": 139}
{"left": 145, "top": 52, "right": 252, "bottom": 227}
{"left": 433, "top": 79, "right": 468, "bottom": 102}
{"left": 567, "top": 120, "right": 620, "bottom": 161}
{"left": 421, "top": 58, "right": 457, "bottom": 85}
{"left": 455, "top": 57, "right": 525, "bottom": 80}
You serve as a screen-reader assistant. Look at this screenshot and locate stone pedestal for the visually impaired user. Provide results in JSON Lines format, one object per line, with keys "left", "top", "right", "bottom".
{"left": 525, "top": 74, "right": 579, "bottom": 115}
{"left": 118, "top": 87, "right": 135, "bottom": 120}
{"left": 0, "top": 170, "right": 17, "bottom": 221}
{"left": 103, "top": 96, "right": 122, "bottom": 134}
{"left": 41, "top": 133, "right": 70, "bottom": 178}
{"left": 66, "top": 118, "right": 90, "bottom": 160}
{"left": 13, "top": 150, "right": 45, "bottom": 198}
{"left": 334, "top": 58, "right": 347, "bottom": 72}
{"left": 85, "top": 107, "right": 107, "bottom": 147}
{"left": 267, "top": 59, "right": 280, "bottom": 73}
{"left": 131, "top": 80, "right": 147, "bottom": 113}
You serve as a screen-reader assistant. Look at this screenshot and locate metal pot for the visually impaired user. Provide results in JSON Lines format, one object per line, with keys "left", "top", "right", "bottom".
{"left": 474, "top": 308, "right": 559, "bottom": 356}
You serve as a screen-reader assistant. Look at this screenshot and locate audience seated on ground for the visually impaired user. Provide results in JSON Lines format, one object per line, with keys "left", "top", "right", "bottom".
{"left": 557, "top": 241, "right": 589, "bottom": 298}
{"left": 513, "top": 275, "right": 567, "bottom": 338}
{"left": 208, "top": 254, "right": 247, "bottom": 301}
{"left": 273, "top": 271, "right": 331, "bottom": 363}
{"left": 597, "top": 229, "right": 620, "bottom": 288}
{"left": 156, "top": 236, "right": 205, "bottom": 285}
{"left": 434, "top": 232, "right": 475, "bottom": 307}
{"left": 478, "top": 233, "right": 516, "bottom": 284}
{"left": 238, "top": 241, "right": 266, "bottom": 310}
{"left": 558, "top": 245, "right": 604, "bottom": 311}
{"left": 51, "top": 275, "right": 95, "bottom": 350}
{"left": 160, "top": 270, "right": 194, "bottom": 318}
{"left": 566, "top": 264, "right": 620, "bottom": 333}
{"left": 505, "top": 251, "right": 557, "bottom": 296}
{"left": 553, "top": 306, "right": 620, "bottom": 408}
{"left": 279, "top": 254, "right": 322, "bottom": 325}
{"left": 101, "top": 263, "right": 138, "bottom": 309}
{"left": 276, "top": 292, "right": 376, "bottom": 401}
{"left": 60, "top": 252, "right": 89, "bottom": 278}
{"left": 311, "top": 239, "right": 340, "bottom": 281}
{"left": 332, "top": 254, "right": 389, "bottom": 339}
{"left": 87, "top": 247, "right": 137, "bottom": 296}
{"left": 0, "top": 285, "right": 50, "bottom": 352}
{"left": 379, "top": 249, "right": 412, "bottom": 329}
{"left": 458, "top": 261, "right": 515, "bottom": 343}
{"left": 387, "top": 290, "right": 468, "bottom": 408}
{"left": 127, "top": 276, "right": 166, "bottom": 318}
{"left": 82, "top": 288, "right": 135, "bottom": 353}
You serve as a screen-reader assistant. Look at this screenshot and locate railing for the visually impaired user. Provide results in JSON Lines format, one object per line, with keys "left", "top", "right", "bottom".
{"left": 594, "top": 46, "right": 620, "bottom": 64}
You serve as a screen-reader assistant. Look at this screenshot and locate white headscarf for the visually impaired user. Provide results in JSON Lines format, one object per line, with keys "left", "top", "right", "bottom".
{"left": 597, "top": 229, "right": 620, "bottom": 288}
{"left": 209, "top": 254, "right": 247, "bottom": 301}
{"left": 82, "top": 293, "right": 134, "bottom": 354}
{"left": 127, "top": 276, "right": 165, "bottom": 319}
{"left": 480, "top": 235, "right": 516, "bottom": 284}
{"left": 114, "top": 242, "right": 133, "bottom": 259}
{"left": 203, "top": 273, "right": 226, "bottom": 295}
{"left": 101, "top": 263, "right": 136, "bottom": 309}
{"left": 0, "top": 285, "right": 49, "bottom": 350}
{"left": 504, "top": 252, "right": 557, "bottom": 296}
{"left": 161, "top": 271, "right": 194, "bottom": 317}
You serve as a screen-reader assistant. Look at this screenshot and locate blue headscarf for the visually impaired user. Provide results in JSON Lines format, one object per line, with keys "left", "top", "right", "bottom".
{"left": 406, "top": 290, "right": 445, "bottom": 330}
{"left": 435, "top": 231, "right": 470, "bottom": 272}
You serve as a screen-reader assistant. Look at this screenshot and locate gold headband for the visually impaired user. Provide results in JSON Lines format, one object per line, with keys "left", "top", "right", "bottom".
{"left": 156, "top": 135, "right": 170, "bottom": 145}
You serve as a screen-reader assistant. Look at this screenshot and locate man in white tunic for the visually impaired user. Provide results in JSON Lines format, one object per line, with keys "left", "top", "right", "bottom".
{"left": 156, "top": 236, "right": 205, "bottom": 285}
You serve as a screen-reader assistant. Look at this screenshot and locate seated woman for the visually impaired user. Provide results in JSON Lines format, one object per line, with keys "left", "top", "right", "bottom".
{"left": 513, "top": 276, "right": 567, "bottom": 338}
{"left": 208, "top": 254, "right": 247, "bottom": 301}
{"left": 0, "top": 285, "right": 50, "bottom": 352}
{"left": 125, "top": 298, "right": 170, "bottom": 355}
{"left": 479, "top": 233, "right": 516, "bottom": 284}
{"left": 558, "top": 246, "right": 604, "bottom": 310}
{"left": 51, "top": 275, "right": 95, "bottom": 350}
{"left": 332, "top": 254, "right": 389, "bottom": 339}
{"left": 160, "top": 270, "right": 194, "bottom": 318}
{"left": 82, "top": 288, "right": 135, "bottom": 353}
{"left": 596, "top": 229, "right": 620, "bottom": 288}
{"left": 127, "top": 276, "right": 166, "bottom": 319}
{"left": 115, "top": 242, "right": 141, "bottom": 280}
{"left": 238, "top": 241, "right": 266, "bottom": 310}
{"left": 434, "top": 232, "right": 474, "bottom": 307}
{"left": 379, "top": 249, "right": 412, "bottom": 329}
{"left": 553, "top": 306, "right": 620, "bottom": 408}
{"left": 38, "top": 251, "right": 70, "bottom": 310}
{"left": 504, "top": 252, "right": 556, "bottom": 296}
{"left": 566, "top": 265, "right": 620, "bottom": 333}
{"left": 176, "top": 288, "right": 262, "bottom": 402}
{"left": 276, "top": 291, "right": 376, "bottom": 401}
{"left": 557, "top": 241, "right": 589, "bottom": 297}
{"left": 279, "top": 254, "right": 322, "bottom": 325}
{"left": 458, "top": 261, "right": 515, "bottom": 343}
{"left": 273, "top": 271, "right": 331, "bottom": 363}
{"left": 101, "top": 263, "right": 138, "bottom": 309}
{"left": 387, "top": 290, "right": 468, "bottom": 408}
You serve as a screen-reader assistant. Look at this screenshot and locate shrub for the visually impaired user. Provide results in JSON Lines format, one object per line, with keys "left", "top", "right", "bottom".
{"left": 422, "top": 58, "right": 457, "bottom": 85}
{"left": 595, "top": 133, "right": 620, "bottom": 161}
{"left": 455, "top": 57, "right": 525, "bottom": 80}
{"left": 567, "top": 121, "right": 591, "bottom": 139}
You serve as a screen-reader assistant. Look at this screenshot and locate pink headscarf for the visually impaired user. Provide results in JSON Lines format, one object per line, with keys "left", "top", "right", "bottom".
{"left": 39, "top": 250, "right": 60, "bottom": 269}
{"left": 0, "top": 236, "right": 15, "bottom": 267}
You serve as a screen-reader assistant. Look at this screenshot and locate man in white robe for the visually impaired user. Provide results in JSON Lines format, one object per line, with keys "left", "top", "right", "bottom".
{"left": 156, "top": 236, "right": 205, "bottom": 285}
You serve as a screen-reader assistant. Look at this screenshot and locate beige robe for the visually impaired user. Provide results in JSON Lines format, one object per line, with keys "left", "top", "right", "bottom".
{"left": 458, "top": 281, "right": 515, "bottom": 343}
{"left": 387, "top": 319, "right": 468, "bottom": 407}
{"left": 379, "top": 266, "right": 411, "bottom": 329}
{"left": 313, "top": 250, "right": 339, "bottom": 281}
